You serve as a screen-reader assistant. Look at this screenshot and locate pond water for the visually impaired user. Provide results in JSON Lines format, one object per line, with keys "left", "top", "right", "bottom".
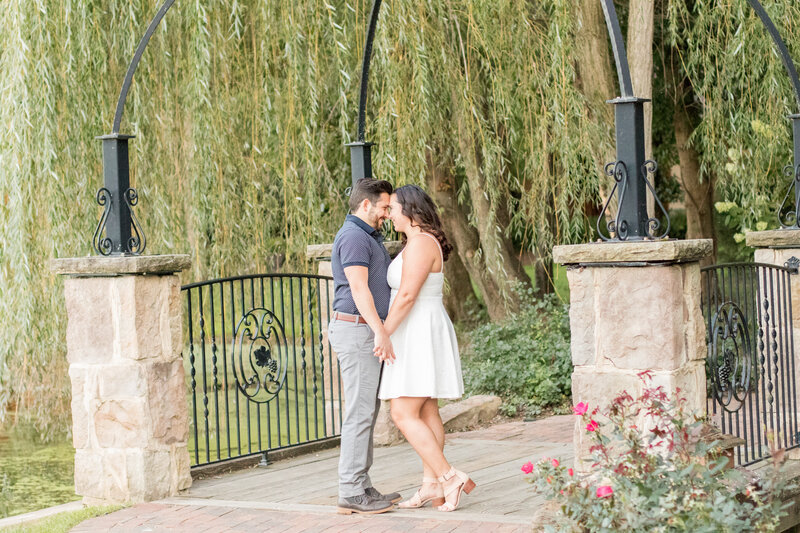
{"left": 0, "top": 432, "right": 78, "bottom": 518}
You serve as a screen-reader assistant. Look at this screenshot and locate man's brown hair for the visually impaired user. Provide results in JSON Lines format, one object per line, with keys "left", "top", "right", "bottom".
{"left": 348, "top": 178, "right": 393, "bottom": 213}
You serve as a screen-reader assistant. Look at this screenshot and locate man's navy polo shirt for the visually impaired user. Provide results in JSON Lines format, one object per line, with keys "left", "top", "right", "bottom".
{"left": 331, "top": 214, "right": 392, "bottom": 320}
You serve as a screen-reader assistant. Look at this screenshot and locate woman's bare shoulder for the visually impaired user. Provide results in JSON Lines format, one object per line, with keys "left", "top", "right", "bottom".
{"left": 403, "top": 234, "right": 438, "bottom": 260}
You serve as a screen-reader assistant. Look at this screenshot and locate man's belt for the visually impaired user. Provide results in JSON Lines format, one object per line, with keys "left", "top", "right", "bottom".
{"left": 332, "top": 311, "right": 368, "bottom": 325}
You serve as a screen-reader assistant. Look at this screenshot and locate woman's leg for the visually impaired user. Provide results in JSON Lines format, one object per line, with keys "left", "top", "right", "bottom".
{"left": 419, "top": 398, "right": 445, "bottom": 479}
{"left": 390, "top": 397, "right": 450, "bottom": 476}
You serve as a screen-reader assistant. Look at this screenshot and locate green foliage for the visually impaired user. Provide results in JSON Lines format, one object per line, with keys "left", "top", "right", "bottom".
{"left": 666, "top": 0, "right": 800, "bottom": 236}
{"left": 462, "top": 290, "right": 571, "bottom": 417}
{"left": 524, "top": 379, "right": 790, "bottom": 532}
{"left": 0, "top": 0, "right": 598, "bottom": 436}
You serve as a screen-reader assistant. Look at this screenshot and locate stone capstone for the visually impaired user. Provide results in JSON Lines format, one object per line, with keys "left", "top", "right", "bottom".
{"left": 306, "top": 241, "right": 404, "bottom": 261}
{"left": 50, "top": 254, "right": 191, "bottom": 276}
{"left": 553, "top": 239, "right": 712, "bottom": 265}
{"left": 746, "top": 229, "right": 800, "bottom": 248}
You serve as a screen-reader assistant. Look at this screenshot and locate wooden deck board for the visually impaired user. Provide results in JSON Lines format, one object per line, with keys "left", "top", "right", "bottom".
{"left": 176, "top": 418, "right": 574, "bottom": 523}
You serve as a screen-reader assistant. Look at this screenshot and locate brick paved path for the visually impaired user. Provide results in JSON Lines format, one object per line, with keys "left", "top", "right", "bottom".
{"left": 71, "top": 502, "right": 531, "bottom": 532}
{"left": 70, "top": 416, "right": 574, "bottom": 532}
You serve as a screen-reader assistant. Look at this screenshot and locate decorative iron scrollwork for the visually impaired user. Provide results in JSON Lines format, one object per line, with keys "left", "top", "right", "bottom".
{"left": 597, "top": 161, "right": 629, "bottom": 241}
{"left": 92, "top": 188, "right": 113, "bottom": 255}
{"left": 124, "top": 188, "right": 147, "bottom": 254}
{"left": 641, "top": 160, "right": 671, "bottom": 240}
{"left": 708, "top": 301, "right": 755, "bottom": 411}
{"left": 778, "top": 164, "right": 800, "bottom": 228}
{"left": 597, "top": 159, "right": 670, "bottom": 241}
{"left": 232, "top": 308, "right": 288, "bottom": 403}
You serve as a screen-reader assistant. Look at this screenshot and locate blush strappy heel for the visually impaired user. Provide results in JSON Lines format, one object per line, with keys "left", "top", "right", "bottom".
{"left": 436, "top": 467, "right": 476, "bottom": 512}
{"left": 397, "top": 477, "right": 445, "bottom": 509}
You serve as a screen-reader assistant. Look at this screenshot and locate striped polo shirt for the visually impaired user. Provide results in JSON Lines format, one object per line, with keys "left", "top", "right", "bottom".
{"left": 331, "top": 214, "right": 392, "bottom": 320}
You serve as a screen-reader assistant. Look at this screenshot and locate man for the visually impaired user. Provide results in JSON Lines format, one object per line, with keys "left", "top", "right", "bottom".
{"left": 328, "top": 178, "right": 401, "bottom": 515}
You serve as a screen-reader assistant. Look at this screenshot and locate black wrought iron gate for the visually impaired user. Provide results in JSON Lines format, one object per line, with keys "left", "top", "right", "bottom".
{"left": 181, "top": 273, "right": 342, "bottom": 468}
{"left": 702, "top": 262, "right": 799, "bottom": 465}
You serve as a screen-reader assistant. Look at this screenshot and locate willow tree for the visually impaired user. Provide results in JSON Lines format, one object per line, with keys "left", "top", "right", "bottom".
{"left": 661, "top": 0, "right": 800, "bottom": 249}
{"left": 0, "top": 0, "right": 600, "bottom": 437}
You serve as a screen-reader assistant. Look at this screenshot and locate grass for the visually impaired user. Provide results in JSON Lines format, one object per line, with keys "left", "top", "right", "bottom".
{"left": 184, "top": 346, "right": 337, "bottom": 466}
{"left": 0, "top": 505, "right": 123, "bottom": 533}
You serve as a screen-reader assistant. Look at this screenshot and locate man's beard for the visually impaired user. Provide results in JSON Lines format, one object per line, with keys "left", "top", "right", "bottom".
{"left": 367, "top": 209, "right": 385, "bottom": 229}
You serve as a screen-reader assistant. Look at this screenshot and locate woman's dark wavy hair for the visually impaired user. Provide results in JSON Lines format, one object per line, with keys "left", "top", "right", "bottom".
{"left": 394, "top": 185, "right": 453, "bottom": 261}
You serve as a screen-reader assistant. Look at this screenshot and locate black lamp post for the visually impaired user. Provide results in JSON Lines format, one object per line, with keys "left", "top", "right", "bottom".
{"left": 348, "top": 0, "right": 383, "bottom": 186}
{"left": 597, "top": 0, "right": 670, "bottom": 242}
{"left": 746, "top": 0, "right": 800, "bottom": 229}
{"left": 93, "top": 0, "right": 177, "bottom": 256}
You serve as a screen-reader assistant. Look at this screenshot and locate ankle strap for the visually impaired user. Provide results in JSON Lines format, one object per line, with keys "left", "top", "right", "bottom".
{"left": 437, "top": 467, "right": 456, "bottom": 483}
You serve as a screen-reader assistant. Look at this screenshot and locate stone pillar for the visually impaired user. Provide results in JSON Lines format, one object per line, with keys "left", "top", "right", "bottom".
{"left": 51, "top": 255, "right": 192, "bottom": 505}
{"left": 553, "top": 240, "right": 712, "bottom": 470}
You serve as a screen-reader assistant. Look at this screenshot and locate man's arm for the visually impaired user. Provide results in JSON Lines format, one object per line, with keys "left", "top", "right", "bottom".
{"left": 343, "top": 265, "right": 395, "bottom": 362}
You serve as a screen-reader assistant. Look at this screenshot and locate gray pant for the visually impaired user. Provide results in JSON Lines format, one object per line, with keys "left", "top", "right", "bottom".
{"left": 328, "top": 319, "right": 382, "bottom": 498}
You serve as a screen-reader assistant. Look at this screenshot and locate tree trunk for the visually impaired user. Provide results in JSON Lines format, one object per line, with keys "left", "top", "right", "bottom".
{"left": 424, "top": 150, "right": 479, "bottom": 324}
{"left": 667, "top": 50, "right": 716, "bottom": 264}
{"left": 426, "top": 148, "right": 510, "bottom": 321}
{"left": 627, "top": 0, "right": 655, "bottom": 216}
{"left": 442, "top": 245, "right": 475, "bottom": 324}
{"left": 453, "top": 101, "right": 532, "bottom": 316}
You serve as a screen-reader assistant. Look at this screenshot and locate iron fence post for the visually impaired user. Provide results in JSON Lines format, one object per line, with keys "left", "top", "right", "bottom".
{"left": 94, "top": 134, "right": 135, "bottom": 255}
{"left": 92, "top": 0, "right": 177, "bottom": 255}
{"left": 610, "top": 96, "right": 651, "bottom": 239}
{"left": 346, "top": 141, "right": 374, "bottom": 185}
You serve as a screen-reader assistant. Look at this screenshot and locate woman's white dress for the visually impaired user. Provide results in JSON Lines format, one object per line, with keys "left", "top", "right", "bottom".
{"left": 378, "top": 235, "right": 464, "bottom": 399}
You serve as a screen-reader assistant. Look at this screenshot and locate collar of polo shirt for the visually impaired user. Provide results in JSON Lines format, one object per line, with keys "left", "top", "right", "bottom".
{"left": 345, "top": 214, "right": 384, "bottom": 242}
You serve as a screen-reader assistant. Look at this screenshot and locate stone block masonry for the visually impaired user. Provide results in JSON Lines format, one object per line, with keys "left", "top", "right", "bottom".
{"left": 554, "top": 239, "right": 713, "bottom": 470}
{"left": 51, "top": 254, "right": 193, "bottom": 505}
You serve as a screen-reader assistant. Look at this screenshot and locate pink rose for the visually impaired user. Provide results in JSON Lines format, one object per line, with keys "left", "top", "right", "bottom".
{"left": 586, "top": 420, "right": 599, "bottom": 432}
{"left": 568, "top": 468, "right": 574, "bottom": 477}
{"left": 597, "top": 485, "right": 613, "bottom": 498}
{"left": 521, "top": 461, "right": 534, "bottom": 474}
{"left": 551, "top": 458, "right": 559, "bottom": 467}
{"left": 573, "top": 402, "right": 588, "bottom": 416}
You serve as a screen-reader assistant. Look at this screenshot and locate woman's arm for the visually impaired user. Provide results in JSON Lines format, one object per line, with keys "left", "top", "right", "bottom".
{"left": 382, "top": 236, "right": 437, "bottom": 337}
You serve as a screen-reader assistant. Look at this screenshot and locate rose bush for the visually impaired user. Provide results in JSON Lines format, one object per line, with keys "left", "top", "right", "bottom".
{"left": 522, "top": 374, "right": 791, "bottom": 532}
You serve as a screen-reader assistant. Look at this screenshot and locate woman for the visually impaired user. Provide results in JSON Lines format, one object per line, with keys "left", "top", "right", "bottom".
{"left": 376, "top": 184, "right": 475, "bottom": 512}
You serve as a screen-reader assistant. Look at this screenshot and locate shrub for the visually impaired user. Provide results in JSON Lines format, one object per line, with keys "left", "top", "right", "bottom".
{"left": 522, "top": 374, "right": 790, "bottom": 532}
{"left": 462, "top": 290, "right": 571, "bottom": 417}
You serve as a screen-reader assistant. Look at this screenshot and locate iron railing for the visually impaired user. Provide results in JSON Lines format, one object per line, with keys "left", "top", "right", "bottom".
{"left": 702, "top": 262, "right": 799, "bottom": 465}
{"left": 182, "top": 273, "right": 341, "bottom": 468}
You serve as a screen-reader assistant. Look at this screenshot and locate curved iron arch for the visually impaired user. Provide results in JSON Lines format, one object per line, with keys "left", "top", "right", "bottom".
{"left": 746, "top": 0, "right": 800, "bottom": 229}
{"left": 747, "top": 0, "right": 800, "bottom": 111}
{"left": 112, "top": 0, "right": 178, "bottom": 134}
{"left": 93, "top": 0, "right": 178, "bottom": 255}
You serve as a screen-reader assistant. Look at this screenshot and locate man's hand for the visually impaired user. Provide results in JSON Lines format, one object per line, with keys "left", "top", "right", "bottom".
{"left": 373, "top": 330, "right": 395, "bottom": 364}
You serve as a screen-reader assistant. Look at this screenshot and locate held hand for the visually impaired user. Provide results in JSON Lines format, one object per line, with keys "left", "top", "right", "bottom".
{"left": 373, "top": 331, "right": 395, "bottom": 364}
